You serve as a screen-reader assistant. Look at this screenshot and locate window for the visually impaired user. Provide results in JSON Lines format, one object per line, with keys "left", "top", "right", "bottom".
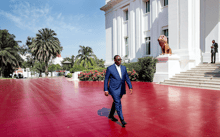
{"left": 146, "top": 1, "right": 150, "bottom": 13}
{"left": 125, "top": 37, "right": 129, "bottom": 56}
{"left": 145, "top": 37, "right": 151, "bottom": 55}
{"left": 164, "top": 0, "right": 168, "bottom": 6}
{"left": 125, "top": 10, "right": 128, "bottom": 20}
{"left": 163, "top": 29, "right": 169, "bottom": 43}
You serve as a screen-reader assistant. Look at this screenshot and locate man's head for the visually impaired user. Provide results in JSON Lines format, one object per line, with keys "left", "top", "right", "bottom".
{"left": 114, "top": 55, "right": 122, "bottom": 66}
{"left": 212, "top": 40, "right": 215, "bottom": 44}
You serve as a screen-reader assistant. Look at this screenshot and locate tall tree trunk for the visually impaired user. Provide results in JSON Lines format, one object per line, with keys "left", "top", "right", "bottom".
{"left": 0, "top": 70, "right": 2, "bottom": 78}
{"left": 45, "top": 64, "right": 48, "bottom": 77}
{"left": 0, "top": 61, "right": 2, "bottom": 78}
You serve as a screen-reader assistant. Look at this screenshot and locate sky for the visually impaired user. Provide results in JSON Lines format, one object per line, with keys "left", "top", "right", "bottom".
{"left": 0, "top": 0, "right": 106, "bottom": 60}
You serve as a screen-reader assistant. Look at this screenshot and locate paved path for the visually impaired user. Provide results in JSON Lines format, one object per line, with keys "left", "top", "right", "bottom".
{"left": 0, "top": 77, "right": 219, "bottom": 137}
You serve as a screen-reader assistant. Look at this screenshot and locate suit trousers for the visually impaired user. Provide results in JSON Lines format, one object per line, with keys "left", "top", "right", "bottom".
{"left": 109, "top": 94, "right": 124, "bottom": 121}
{"left": 211, "top": 52, "right": 216, "bottom": 63}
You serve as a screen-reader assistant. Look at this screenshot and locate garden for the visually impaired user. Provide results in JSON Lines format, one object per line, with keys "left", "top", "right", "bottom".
{"left": 77, "top": 56, "right": 158, "bottom": 82}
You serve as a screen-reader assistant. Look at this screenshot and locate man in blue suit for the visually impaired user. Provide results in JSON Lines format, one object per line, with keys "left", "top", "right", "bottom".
{"left": 104, "top": 55, "right": 133, "bottom": 127}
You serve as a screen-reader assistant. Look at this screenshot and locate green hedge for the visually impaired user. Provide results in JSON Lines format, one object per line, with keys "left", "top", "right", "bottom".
{"left": 123, "top": 56, "right": 157, "bottom": 82}
{"left": 122, "top": 62, "right": 140, "bottom": 71}
{"left": 70, "top": 66, "right": 86, "bottom": 73}
{"left": 67, "top": 73, "right": 72, "bottom": 78}
{"left": 82, "top": 68, "right": 106, "bottom": 73}
{"left": 135, "top": 57, "right": 157, "bottom": 82}
{"left": 77, "top": 56, "right": 157, "bottom": 82}
{"left": 59, "top": 72, "right": 64, "bottom": 76}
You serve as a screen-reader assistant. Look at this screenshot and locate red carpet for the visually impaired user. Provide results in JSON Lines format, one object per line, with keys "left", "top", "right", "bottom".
{"left": 0, "top": 77, "right": 220, "bottom": 137}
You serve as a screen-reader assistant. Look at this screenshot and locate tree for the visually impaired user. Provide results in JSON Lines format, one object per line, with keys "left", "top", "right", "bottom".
{"left": 29, "top": 28, "right": 63, "bottom": 76}
{"left": 31, "top": 61, "right": 46, "bottom": 77}
{"left": 70, "top": 55, "right": 75, "bottom": 67}
{"left": 48, "top": 64, "right": 57, "bottom": 76}
{"left": 55, "top": 64, "right": 61, "bottom": 71}
{"left": 61, "top": 55, "right": 75, "bottom": 71}
{"left": 94, "top": 57, "right": 105, "bottom": 68}
{"left": 75, "top": 46, "right": 96, "bottom": 68}
{"left": 0, "top": 29, "right": 23, "bottom": 77}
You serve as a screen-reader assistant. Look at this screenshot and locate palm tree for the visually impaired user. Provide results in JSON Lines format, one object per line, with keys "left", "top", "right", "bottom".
{"left": 29, "top": 28, "right": 63, "bottom": 76}
{"left": 0, "top": 29, "right": 23, "bottom": 77}
{"left": 70, "top": 55, "right": 75, "bottom": 67}
{"left": 75, "top": 46, "right": 96, "bottom": 68}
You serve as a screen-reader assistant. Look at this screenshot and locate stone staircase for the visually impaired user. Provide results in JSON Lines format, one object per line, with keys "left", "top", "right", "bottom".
{"left": 160, "top": 63, "right": 220, "bottom": 90}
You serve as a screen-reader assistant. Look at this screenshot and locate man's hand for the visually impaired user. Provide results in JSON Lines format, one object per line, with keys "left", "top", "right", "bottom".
{"left": 105, "top": 91, "right": 109, "bottom": 96}
{"left": 129, "top": 89, "right": 133, "bottom": 95}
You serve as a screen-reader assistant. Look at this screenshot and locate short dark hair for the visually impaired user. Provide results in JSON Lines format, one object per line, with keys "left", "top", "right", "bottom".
{"left": 114, "top": 55, "right": 119, "bottom": 60}
{"left": 213, "top": 40, "right": 215, "bottom": 42}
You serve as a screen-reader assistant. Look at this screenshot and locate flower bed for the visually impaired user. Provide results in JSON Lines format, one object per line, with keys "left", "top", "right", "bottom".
{"left": 127, "top": 69, "right": 138, "bottom": 81}
{"left": 78, "top": 68, "right": 138, "bottom": 81}
{"left": 78, "top": 69, "right": 106, "bottom": 81}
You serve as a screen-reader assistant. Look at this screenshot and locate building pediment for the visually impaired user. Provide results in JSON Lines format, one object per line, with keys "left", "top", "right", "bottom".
{"left": 100, "top": 0, "right": 123, "bottom": 11}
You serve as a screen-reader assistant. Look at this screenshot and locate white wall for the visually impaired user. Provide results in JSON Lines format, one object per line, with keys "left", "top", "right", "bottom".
{"left": 102, "top": 0, "right": 220, "bottom": 68}
{"left": 201, "top": 0, "right": 220, "bottom": 63}
{"left": 103, "top": 0, "right": 168, "bottom": 66}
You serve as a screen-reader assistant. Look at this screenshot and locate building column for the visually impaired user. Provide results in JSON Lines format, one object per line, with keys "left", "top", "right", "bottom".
{"left": 129, "top": 0, "right": 136, "bottom": 60}
{"left": 117, "top": 9, "right": 122, "bottom": 57}
{"left": 105, "top": 12, "right": 113, "bottom": 65}
{"left": 188, "top": 0, "right": 201, "bottom": 64}
{"left": 135, "top": 0, "right": 141, "bottom": 59}
{"left": 151, "top": 0, "right": 158, "bottom": 57}
{"left": 218, "top": 0, "right": 220, "bottom": 61}
{"left": 168, "top": 0, "right": 179, "bottom": 51}
{"left": 113, "top": 10, "right": 118, "bottom": 58}
{"left": 200, "top": 0, "right": 205, "bottom": 53}
{"left": 193, "top": 0, "right": 201, "bottom": 65}
{"left": 140, "top": 0, "right": 144, "bottom": 57}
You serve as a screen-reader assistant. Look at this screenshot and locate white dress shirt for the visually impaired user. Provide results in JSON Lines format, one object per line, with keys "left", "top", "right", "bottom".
{"left": 115, "top": 64, "right": 122, "bottom": 79}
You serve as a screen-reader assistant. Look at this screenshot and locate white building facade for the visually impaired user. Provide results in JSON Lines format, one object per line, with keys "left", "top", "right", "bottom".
{"left": 101, "top": 0, "right": 220, "bottom": 73}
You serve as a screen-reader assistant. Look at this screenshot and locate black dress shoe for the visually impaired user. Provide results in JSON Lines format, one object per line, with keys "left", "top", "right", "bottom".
{"left": 121, "top": 120, "right": 127, "bottom": 127}
{"left": 108, "top": 116, "right": 118, "bottom": 121}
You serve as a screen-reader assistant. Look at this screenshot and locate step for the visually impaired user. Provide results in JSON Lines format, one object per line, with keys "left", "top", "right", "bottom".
{"left": 164, "top": 79, "right": 220, "bottom": 86}
{"left": 160, "top": 81, "right": 220, "bottom": 89}
{"left": 170, "top": 77, "right": 220, "bottom": 82}
{"left": 160, "top": 82, "right": 220, "bottom": 91}
{"left": 191, "top": 67, "right": 219, "bottom": 70}
{"left": 173, "top": 75, "right": 220, "bottom": 80}
{"left": 176, "top": 73, "right": 210, "bottom": 76}
{"left": 173, "top": 75, "right": 211, "bottom": 78}
{"left": 197, "top": 65, "right": 220, "bottom": 68}
{"left": 185, "top": 70, "right": 218, "bottom": 73}
{"left": 180, "top": 71, "right": 220, "bottom": 74}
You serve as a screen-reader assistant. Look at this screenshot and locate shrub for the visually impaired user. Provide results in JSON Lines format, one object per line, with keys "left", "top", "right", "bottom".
{"left": 135, "top": 57, "right": 158, "bottom": 82}
{"left": 59, "top": 72, "right": 64, "bottom": 76}
{"left": 122, "top": 57, "right": 157, "bottom": 82}
{"left": 78, "top": 69, "right": 106, "bottom": 81}
{"left": 83, "top": 68, "right": 106, "bottom": 73}
{"left": 78, "top": 68, "right": 138, "bottom": 81}
{"left": 127, "top": 69, "right": 138, "bottom": 81}
{"left": 70, "top": 66, "right": 86, "bottom": 73}
{"left": 67, "top": 73, "right": 72, "bottom": 78}
{"left": 122, "top": 62, "right": 140, "bottom": 71}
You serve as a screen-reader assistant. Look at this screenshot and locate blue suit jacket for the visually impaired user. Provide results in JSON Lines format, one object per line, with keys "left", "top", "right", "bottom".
{"left": 104, "top": 64, "right": 132, "bottom": 96}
